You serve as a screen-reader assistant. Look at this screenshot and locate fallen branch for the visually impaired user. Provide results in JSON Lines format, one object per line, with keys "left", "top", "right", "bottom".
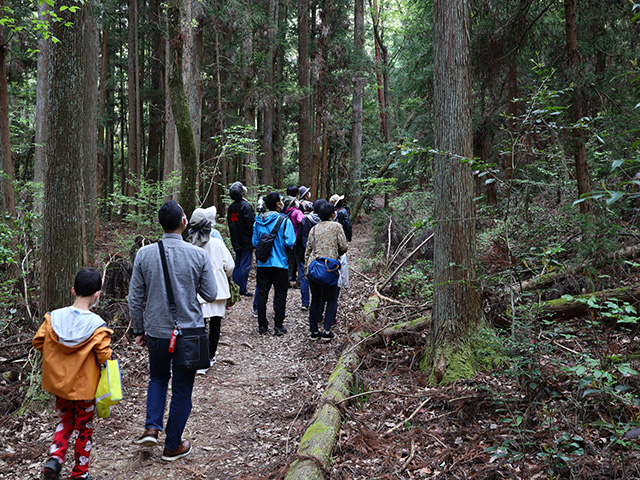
{"left": 377, "top": 233, "right": 434, "bottom": 292}
{"left": 384, "top": 397, "right": 430, "bottom": 436}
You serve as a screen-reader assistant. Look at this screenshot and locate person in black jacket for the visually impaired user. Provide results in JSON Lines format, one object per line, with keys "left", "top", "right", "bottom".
{"left": 227, "top": 182, "right": 255, "bottom": 296}
{"left": 329, "top": 194, "right": 352, "bottom": 242}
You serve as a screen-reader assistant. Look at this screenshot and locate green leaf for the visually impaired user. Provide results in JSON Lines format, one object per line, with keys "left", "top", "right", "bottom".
{"left": 611, "top": 159, "right": 625, "bottom": 169}
{"left": 618, "top": 365, "right": 638, "bottom": 376}
{"left": 606, "top": 191, "right": 625, "bottom": 205}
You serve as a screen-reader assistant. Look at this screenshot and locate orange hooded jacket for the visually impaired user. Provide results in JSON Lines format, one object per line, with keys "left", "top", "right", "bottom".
{"left": 33, "top": 312, "right": 113, "bottom": 401}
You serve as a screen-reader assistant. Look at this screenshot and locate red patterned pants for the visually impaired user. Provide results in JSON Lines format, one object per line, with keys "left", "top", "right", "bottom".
{"left": 49, "top": 396, "right": 95, "bottom": 479}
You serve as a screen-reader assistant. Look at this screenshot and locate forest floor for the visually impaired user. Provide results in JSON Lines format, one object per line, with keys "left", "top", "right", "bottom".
{"left": 2, "top": 219, "right": 640, "bottom": 479}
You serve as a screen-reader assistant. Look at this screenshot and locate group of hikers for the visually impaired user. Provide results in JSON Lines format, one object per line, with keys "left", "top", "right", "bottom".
{"left": 33, "top": 183, "right": 352, "bottom": 480}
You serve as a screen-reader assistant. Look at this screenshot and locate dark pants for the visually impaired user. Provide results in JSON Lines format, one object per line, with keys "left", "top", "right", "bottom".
{"left": 233, "top": 249, "right": 253, "bottom": 294}
{"left": 145, "top": 336, "right": 196, "bottom": 451}
{"left": 256, "top": 267, "right": 288, "bottom": 330}
{"left": 207, "top": 316, "right": 222, "bottom": 359}
{"left": 287, "top": 249, "right": 298, "bottom": 282}
{"left": 309, "top": 278, "right": 339, "bottom": 332}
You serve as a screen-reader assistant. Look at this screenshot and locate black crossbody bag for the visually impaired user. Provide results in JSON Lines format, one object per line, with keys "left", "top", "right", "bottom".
{"left": 158, "top": 241, "right": 210, "bottom": 371}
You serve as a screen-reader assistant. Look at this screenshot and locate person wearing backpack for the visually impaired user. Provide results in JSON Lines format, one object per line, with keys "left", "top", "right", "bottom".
{"left": 227, "top": 182, "right": 255, "bottom": 297}
{"left": 252, "top": 192, "right": 296, "bottom": 335}
{"left": 283, "top": 190, "right": 304, "bottom": 286}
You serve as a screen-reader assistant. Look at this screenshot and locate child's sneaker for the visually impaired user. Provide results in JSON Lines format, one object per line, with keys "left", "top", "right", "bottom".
{"left": 42, "top": 458, "right": 61, "bottom": 480}
{"left": 320, "top": 330, "right": 335, "bottom": 341}
{"left": 71, "top": 474, "right": 94, "bottom": 480}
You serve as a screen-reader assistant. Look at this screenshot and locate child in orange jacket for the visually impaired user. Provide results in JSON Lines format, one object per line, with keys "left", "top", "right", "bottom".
{"left": 33, "top": 268, "right": 113, "bottom": 480}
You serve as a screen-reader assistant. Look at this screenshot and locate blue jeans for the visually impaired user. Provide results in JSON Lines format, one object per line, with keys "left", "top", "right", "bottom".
{"left": 299, "top": 261, "right": 309, "bottom": 307}
{"left": 309, "top": 279, "right": 339, "bottom": 332}
{"left": 145, "top": 336, "right": 196, "bottom": 451}
{"left": 233, "top": 249, "right": 253, "bottom": 294}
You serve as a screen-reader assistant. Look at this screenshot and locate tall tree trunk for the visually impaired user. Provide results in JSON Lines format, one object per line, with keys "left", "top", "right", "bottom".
{"left": 298, "top": 0, "right": 312, "bottom": 187}
{"left": 349, "top": 0, "right": 364, "bottom": 204}
{"left": 0, "top": 5, "right": 15, "bottom": 219}
{"left": 184, "top": 0, "right": 204, "bottom": 168}
{"left": 274, "top": 0, "right": 288, "bottom": 188}
{"left": 167, "top": 0, "right": 199, "bottom": 218}
{"left": 421, "top": 0, "right": 481, "bottom": 386}
{"left": 127, "top": 0, "right": 140, "bottom": 199}
{"left": 565, "top": 0, "right": 592, "bottom": 217}
{"left": 242, "top": 20, "right": 258, "bottom": 197}
{"left": 262, "top": 0, "right": 277, "bottom": 188}
{"left": 147, "top": 0, "right": 164, "bottom": 183}
{"left": 82, "top": 4, "right": 99, "bottom": 263}
{"left": 97, "top": 25, "right": 109, "bottom": 203}
{"left": 371, "top": 0, "right": 388, "bottom": 142}
{"left": 320, "top": 121, "right": 328, "bottom": 199}
{"left": 34, "top": 2, "right": 50, "bottom": 215}
{"left": 42, "top": 0, "right": 93, "bottom": 313}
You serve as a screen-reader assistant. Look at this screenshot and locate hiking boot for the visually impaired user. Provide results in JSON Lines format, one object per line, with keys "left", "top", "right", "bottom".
{"left": 161, "top": 439, "right": 192, "bottom": 462}
{"left": 301, "top": 304, "right": 309, "bottom": 311}
{"left": 42, "top": 458, "right": 61, "bottom": 480}
{"left": 320, "top": 330, "right": 335, "bottom": 342}
{"left": 134, "top": 428, "right": 159, "bottom": 447}
{"left": 274, "top": 326, "right": 288, "bottom": 336}
{"left": 258, "top": 326, "right": 268, "bottom": 335}
{"left": 310, "top": 331, "right": 320, "bottom": 340}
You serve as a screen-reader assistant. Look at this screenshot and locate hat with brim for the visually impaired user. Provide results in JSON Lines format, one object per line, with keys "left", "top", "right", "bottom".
{"left": 329, "top": 194, "right": 344, "bottom": 205}
{"left": 189, "top": 205, "right": 217, "bottom": 226}
{"left": 299, "top": 185, "right": 310, "bottom": 199}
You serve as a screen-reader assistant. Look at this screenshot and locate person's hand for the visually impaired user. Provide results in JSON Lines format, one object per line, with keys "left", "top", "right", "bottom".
{"left": 135, "top": 334, "right": 147, "bottom": 347}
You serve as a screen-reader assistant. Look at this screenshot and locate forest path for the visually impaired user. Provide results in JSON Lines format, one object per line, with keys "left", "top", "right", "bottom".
{"left": 49, "top": 221, "right": 369, "bottom": 480}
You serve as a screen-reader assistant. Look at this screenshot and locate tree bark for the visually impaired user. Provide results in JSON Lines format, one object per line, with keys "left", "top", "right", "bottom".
{"left": 0, "top": 4, "right": 15, "bottom": 220}
{"left": 184, "top": 0, "right": 204, "bottom": 166}
{"left": 82, "top": 3, "right": 100, "bottom": 262}
{"left": 127, "top": 0, "right": 140, "bottom": 200}
{"left": 42, "top": 0, "right": 92, "bottom": 313}
{"left": 371, "top": 0, "right": 389, "bottom": 143}
{"left": 167, "top": 0, "right": 199, "bottom": 218}
{"left": 97, "top": 25, "right": 109, "bottom": 202}
{"left": 147, "top": 0, "right": 164, "bottom": 182}
{"left": 262, "top": 0, "right": 277, "bottom": 188}
{"left": 565, "top": 0, "right": 593, "bottom": 217}
{"left": 34, "top": 1, "right": 50, "bottom": 215}
{"left": 349, "top": 0, "right": 365, "bottom": 204}
{"left": 422, "top": 0, "right": 482, "bottom": 386}
{"left": 297, "top": 0, "right": 312, "bottom": 187}
{"left": 242, "top": 19, "right": 258, "bottom": 196}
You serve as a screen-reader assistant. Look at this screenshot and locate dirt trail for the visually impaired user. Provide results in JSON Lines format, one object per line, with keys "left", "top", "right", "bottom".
{"left": 2, "top": 224, "right": 371, "bottom": 480}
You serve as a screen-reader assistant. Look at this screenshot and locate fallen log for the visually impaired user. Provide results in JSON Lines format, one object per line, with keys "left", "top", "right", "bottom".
{"left": 514, "top": 244, "right": 640, "bottom": 294}
{"left": 538, "top": 284, "right": 640, "bottom": 319}
{"left": 284, "top": 315, "right": 431, "bottom": 480}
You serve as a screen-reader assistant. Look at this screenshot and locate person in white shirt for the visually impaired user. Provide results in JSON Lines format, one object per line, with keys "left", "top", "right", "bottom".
{"left": 187, "top": 206, "right": 235, "bottom": 373}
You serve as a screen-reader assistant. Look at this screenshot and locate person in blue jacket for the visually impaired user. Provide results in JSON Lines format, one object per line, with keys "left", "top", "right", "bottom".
{"left": 252, "top": 192, "right": 296, "bottom": 335}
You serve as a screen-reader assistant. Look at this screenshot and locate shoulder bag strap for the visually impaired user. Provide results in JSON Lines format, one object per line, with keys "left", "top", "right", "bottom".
{"left": 158, "top": 241, "right": 180, "bottom": 330}
{"left": 271, "top": 214, "right": 285, "bottom": 235}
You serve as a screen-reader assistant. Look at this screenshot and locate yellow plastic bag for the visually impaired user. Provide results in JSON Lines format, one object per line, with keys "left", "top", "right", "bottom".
{"left": 95, "top": 359, "right": 122, "bottom": 419}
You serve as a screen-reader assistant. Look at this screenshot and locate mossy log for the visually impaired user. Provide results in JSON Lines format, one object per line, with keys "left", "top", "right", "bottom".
{"left": 515, "top": 244, "right": 640, "bottom": 294}
{"left": 285, "top": 316, "right": 432, "bottom": 480}
{"left": 539, "top": 284, "right": 640, "bottom": 319}
{"left": 285, "top": 332, "right": 367, "bottom": 480}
